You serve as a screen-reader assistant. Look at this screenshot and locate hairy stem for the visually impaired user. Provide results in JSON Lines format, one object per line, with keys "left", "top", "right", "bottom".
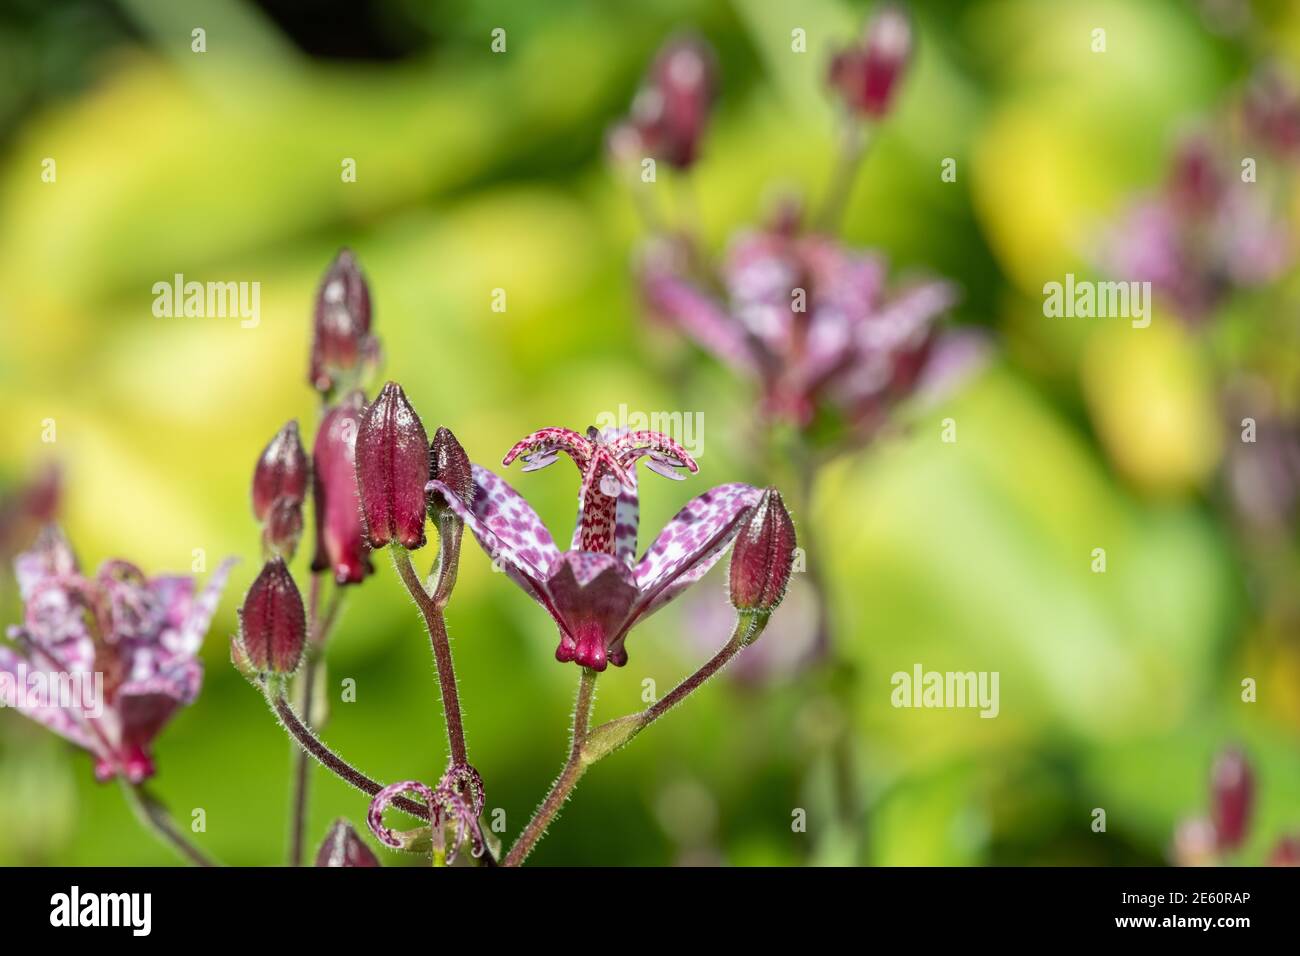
{"left": 503, "top": 667, "right": 599, "bottom": 867}
{"left": 121, "top": 781, "right": 216, "bottom": 867}
{"left": 393, "top": 543, "right": 467, "bottom": 767}
{"left": 267, "top": 684, "right": 432, "bottom": 823}
{"left": 288, "top": 576, "right": 345, "bottom": 866}
{"left": 641, "top": 614, "right": 760, "bottom": 727}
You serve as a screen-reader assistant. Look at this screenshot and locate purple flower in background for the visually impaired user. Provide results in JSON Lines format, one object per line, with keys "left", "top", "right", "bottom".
{"left": 641, "top": 206, "right": 962, "bottom": 438}
{"left": 0, "top": 527, "right": 233, "bottom": 783}
{"left": 428, "top": 426, "right": 762, "bottom": 671}
{"left": 1101, "top": 135, "right": 1290, "bottom": 322}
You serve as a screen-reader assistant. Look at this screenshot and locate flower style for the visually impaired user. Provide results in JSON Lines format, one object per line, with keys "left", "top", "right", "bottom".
{"left": 0, "top": 527, "right": 233, "bottom": 783}
{"left": 641, "top": 207, "right": 960, "bottom": 436}
{"left": 427, "top": 426, "right": 763, "bottom": 671}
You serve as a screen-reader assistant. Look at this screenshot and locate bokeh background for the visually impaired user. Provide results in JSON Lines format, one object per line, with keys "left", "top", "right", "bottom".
{"left": 1, "top": 0, "right": 1298, "bottom": 866}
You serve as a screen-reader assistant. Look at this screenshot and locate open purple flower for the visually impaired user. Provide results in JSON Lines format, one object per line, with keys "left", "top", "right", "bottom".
{"left": 0, "top": 527, "right": 234, "bottom": 783}
{"left": 641, "top": 206, "right": 961, "bottom": 437}
{"left": 1101, "top": 135, "right": 1291, "bottom": 322}
{"left": 427, "top": 426, "right": 762, "bottom": 671}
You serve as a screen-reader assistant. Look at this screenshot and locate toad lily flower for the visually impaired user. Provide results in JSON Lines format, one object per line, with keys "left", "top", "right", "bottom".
{"left": 0, "top": 527, "right": 234, "bottom": 783}
{"left": 641, "top": 207, "right": 963, "bottom": 437}
{"left": 427, "top": 426, "right": 763, "bottom": 671}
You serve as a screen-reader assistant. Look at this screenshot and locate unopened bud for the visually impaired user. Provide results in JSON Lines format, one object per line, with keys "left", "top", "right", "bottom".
{"left": 309, "top": 249, "right": 379, "bottom": 395}
{"left": 728, "top": 488, "right": 796, "bottom": 616}
{"left": 238, "top": 558, "right": 307, "bottom": 675}
{"left": 829, "top": 4, "right": 913, "bottom": 119}
{"left": 262, "top": 495, "right": 304, "bottom": 561}
{"left": 355, "top": 381, "right": 429, "bottom": 551}
{"left": 427, "top": 426, "right": 473, "bottom": 518}
{"left": 1211, "top": 746, "right": 1253, "bottom": 851}
{"left": 315, "top": 819, "right": 381, "bottom": 867}
{"left": 311, "top": 392, "right": 373, "bottom": 585}
{"left": 251, "top": 421, "right": 309, "bottom": 522}
{"left": 627, "top": 35, "right": 717, "bottom": 170}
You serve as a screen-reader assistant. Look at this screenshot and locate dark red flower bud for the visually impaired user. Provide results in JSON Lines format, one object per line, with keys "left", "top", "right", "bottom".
{"left": 1211, "top": 747, "right": 1253, "bottom": 851}
{"left": 829, "top": 4, "right": 913, "bottom": 119}
{"left": 729, "top": 488, "right": 797, "bottom": 614}
{"left": 252, "top": 421, "right": 309, "bottom": 522}
{"left": 427, "top": 426, "right": 473, "bottom": 516}
{"left": 311, "top": 391, "right": 373, "bottom": 585}
{"left": 629, "top": 35, "right": 717, "bottom": 170}
{"left": 309, "top": 249, "right": 379, "bottom": 395}
{"left": 355, "top": 382, "right": 429, "bottom": 551}
{"left": 238, "top": 558, "right": 306, "bottom": 675}
{"left": 262, "top": 495, "right": 304, "bottom": 561}
{"left": 315, "top": 819, "right": 381, "bottom": 867}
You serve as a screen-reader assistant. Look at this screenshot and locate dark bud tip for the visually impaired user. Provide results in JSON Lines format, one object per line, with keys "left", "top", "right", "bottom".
{"left": 428, "top": 426, "right": 473, "bottom": 516}
{"left": 310, "top": 248, "right": 377, "bottom": 394}
{"left": 252, "top": 420, "right": 309, "bottom": 522}
{"left": 355, "top": 381, "right": 429, "bottom": 551}
{"left": 315, "top": 819, "right": 381, "bottom": 867}
{"left": 729, "top": 488, "right": 797, "bottom": 615}
{"left": 238, "top": 558, "right": 307, "bottom": 675}
{"left": 1211, "top": 746, "right": 1253, "bottom": 851}
{"left": 627, "top": 34, "right": 717, "bottom": 170}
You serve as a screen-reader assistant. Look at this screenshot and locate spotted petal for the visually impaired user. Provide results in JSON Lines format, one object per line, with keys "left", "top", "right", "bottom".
{"left": 428, "top": 465, "right": 560, "bottom": 596}
{"left": 632, "top": 483, "right": 764, "bottom": 620}
{"left": 0, "top": 646, "right": 99, "bottom": 752}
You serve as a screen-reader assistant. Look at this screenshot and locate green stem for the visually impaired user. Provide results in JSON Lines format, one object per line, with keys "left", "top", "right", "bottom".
{"left": 121, "top": 781, "right": 215, "bottom": 867}
{"left": 502, "top": 667, "right": 599, "bottom": 866}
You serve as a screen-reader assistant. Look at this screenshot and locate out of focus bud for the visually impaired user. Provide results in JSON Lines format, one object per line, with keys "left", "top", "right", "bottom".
{"left": 1268, "top": 835, "right": 1300, "bottom": 867}
{"left": 623, "top": 35, "right": 717, "bottom": 170}
{"left": 1166, "top": 136, "right": 1224, "bottom": 215}
{"left": 1172, "top": 817, "right": 1218, "bottom": 867}
{"left": 1210, "top": 747, "right": 1253, "bottom": 851}
{"left": 263, "top": 495, "right": 305, "bottom": 560}
{"left": 252, "top": 421, "right": 309, "bottom": 522}
{"left": 238, "top": 558, "right": 307, "bottom": 675}
{"left": 315, "top": 819, "right": 381, "bottom": 867}
{"left": 427, "top": 426, "right": 473, "bottom": 517}
{"left": 729, "top": 488, "right": 796, "bottom": 619}
{"left": 1240, "top": 65, "right": 1300, "bottom": 157}
{"left": 355, "top": 382, "right": 429, "bottom": 551}
{"left": 309, "top": 249, "right": 379, "bottom": 395}
{"left": 311, "top": 392, "right": 373, "bottom": 585}
{"left": 828, "top": 4, "right": 913, "bottom": 119}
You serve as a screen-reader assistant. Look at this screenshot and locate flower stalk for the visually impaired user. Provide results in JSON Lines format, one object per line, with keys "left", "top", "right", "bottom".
{"left": 120, "top": 781, "right": 216, "bottom": 868}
